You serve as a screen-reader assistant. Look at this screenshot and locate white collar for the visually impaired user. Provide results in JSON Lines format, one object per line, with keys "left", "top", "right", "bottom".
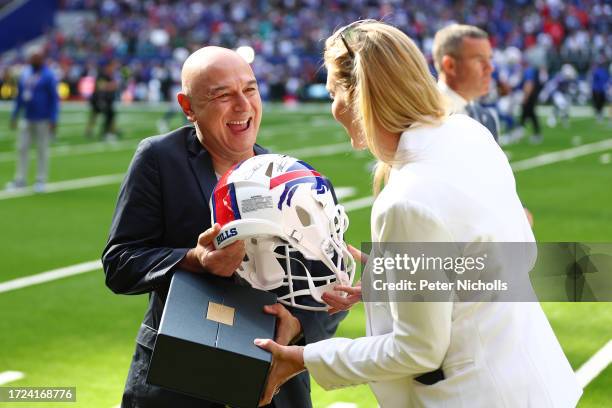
{"left": 392, "top": 121, "right": 441, "bottom": 168}
{"left": 438, "top": 80, "right": 469, "bottom": 114}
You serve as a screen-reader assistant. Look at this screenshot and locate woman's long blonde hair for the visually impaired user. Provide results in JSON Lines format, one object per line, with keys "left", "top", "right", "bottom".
{"left": 324, "top": 21, "right": 446, "bottom": 195}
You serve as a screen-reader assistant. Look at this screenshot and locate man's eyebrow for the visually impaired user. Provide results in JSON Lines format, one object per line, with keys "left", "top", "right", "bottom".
{"left": 207, "top": 80, "right": 258, "bottom": 96}
{"left": 207, "top": 85, "right": 229, "bottom": 96}
{"left": 466, "top": 52, "right": 490, "bottom": 59}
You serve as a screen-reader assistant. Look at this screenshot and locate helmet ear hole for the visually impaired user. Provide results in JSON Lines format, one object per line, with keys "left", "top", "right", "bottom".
{"left": 251, "top": 238, "right": 258, "bottom": 245}
{"left": 296, "top": 205, "right": 312, "bottom": 227}
{"left": 265, "top": 162, "right": 274, "bottom": 177}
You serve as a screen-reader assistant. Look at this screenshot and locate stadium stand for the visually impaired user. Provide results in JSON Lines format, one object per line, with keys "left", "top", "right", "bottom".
{"left": 0, "top": 0, "right": 610, "bottom": 103}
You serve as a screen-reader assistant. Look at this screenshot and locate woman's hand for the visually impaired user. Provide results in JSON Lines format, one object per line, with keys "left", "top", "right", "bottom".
{"left": 254, "top": 339, "right": 305, "bottom": 406}
{"left": 321, "top": 282, "right": 362, "bottom": 314}
{"left": 348, "top": 244, "right": 368, "bottom": 264}
{"left": 321, "top": 244, "right": 367, "bottom": 314}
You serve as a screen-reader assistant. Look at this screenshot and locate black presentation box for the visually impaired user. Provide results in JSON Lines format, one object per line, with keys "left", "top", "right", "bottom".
{"left": 147, "top": 270, "right": 277, "bottom": 408}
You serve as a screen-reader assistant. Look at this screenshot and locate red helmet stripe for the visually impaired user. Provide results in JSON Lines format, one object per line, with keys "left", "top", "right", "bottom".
{"left": 214, "top": 162, "right": 239, "bottom": 194}
{"left": 270, "top": 169, "right": 321, "bottom": 189}
{"left": 213, "top": 183, "right": 239, "bottom": 225}
{"left": 213, "top": 163, "right": 241, "bottom": 226}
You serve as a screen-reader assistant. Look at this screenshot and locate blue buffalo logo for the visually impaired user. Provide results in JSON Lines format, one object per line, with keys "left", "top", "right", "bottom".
{"left": 277, "top": 176, "right": 329, "bottom": 209}
{"left": 270, "top": 162, "right": 331, "bottom": 210}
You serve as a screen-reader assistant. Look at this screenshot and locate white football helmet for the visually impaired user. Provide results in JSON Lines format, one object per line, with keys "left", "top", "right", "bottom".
{"left": 210, "top": 154, "right": 355, "bottom": 311}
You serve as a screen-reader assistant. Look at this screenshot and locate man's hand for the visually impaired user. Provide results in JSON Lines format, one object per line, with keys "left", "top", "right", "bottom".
{"left": 263, "top": 303, "right": 302, "bottom": 346}
{"left": 254, "top": 339, "right": 305, "bottom": 406}
{"left": 179, "top": 223, "right": 245, "bottom": 277}
{"left": 49, "top": 122, "right": 57, "bottom": 135}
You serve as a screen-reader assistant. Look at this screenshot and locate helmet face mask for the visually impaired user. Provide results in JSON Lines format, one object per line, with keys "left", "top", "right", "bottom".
{"left": 211, "top": 154, "right": 355, "bottom": 311}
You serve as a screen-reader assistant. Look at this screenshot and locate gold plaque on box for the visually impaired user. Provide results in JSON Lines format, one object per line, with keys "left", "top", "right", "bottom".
{"left": 206, "top": 302, "right": 235, "bottom": 326}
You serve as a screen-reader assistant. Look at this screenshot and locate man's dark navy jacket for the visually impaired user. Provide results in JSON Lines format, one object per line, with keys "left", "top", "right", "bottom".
{"left": 102, "top": 126, "right": 346, "bottom": 408}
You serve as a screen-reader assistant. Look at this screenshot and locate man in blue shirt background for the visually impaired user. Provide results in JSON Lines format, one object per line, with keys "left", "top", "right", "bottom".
{"left": 520, "top": 64, "right": 544, "bottom": 144}
{"left": 591, "top": 57, "right": 610, "bottom": 123}
{"left": 8, "top": 48, "right": 59, "bottom": 193}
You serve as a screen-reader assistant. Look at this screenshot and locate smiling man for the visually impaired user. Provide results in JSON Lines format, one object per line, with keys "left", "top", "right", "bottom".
{"left": 433, "top": 24, "right": 499, "bottom": 140}
{"left": 102, "top": 46, "right": 344, "bottom": 408}
{"left": 177, "top": 47, "right": 261, "bottom": 176}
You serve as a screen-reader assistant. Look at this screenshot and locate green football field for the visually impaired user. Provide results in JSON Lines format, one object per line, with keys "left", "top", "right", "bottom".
{"left": 0, "top": 102, "right": 610, "bottom": 407}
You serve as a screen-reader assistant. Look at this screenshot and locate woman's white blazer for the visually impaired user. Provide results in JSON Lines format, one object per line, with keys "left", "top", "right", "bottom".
{"left": 303, "top": 114, "right": 582, "bottom": 408}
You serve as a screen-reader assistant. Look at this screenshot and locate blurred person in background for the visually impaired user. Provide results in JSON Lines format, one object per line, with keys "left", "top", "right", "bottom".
{"left": 591, "top": 57, "right": 610, "bottom": 123}
{"left": 7, "top": 48, "right": 59, "bottom": 193}
{"left": 433, "top": 24, "right": 533, "bottom": 226}
{"left": 496, "top": 47, "right": 525, "bottom": 143}
{"left": 540, "top": 63, "right": 578, "bottom": 129}
{"left": 84, "top": 60, "right": 120, "bottom": 141}
{"left": 432, "top": 24, "right": 498, "bottom": 140}
{"left": 156, "top": 49, "right": 190, "bottom": 133}
{"left": 0, "top": 67, "right": 18, "bottom": 101}
{"left": 519, "top": 61, "right": 544, "bottom": 144}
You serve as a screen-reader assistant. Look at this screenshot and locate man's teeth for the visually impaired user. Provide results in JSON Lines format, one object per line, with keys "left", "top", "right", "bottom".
{"left": 227, "top": 120, "right": 248, "bottom": 125}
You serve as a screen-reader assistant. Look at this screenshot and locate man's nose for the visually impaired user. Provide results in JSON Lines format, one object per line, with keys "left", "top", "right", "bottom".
{"left": 233, "top": 92, "right": 250, "bottom": 111}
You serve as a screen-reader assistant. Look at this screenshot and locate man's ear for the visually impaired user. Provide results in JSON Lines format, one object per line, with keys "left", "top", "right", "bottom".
{"left": 441, "top": 55, "right": 456, "bottom": 78}
{"left": 177, "top": 93, "right": 195, "bottom": 122}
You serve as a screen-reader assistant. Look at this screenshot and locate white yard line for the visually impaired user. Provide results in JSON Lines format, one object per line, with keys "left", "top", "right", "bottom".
{"left": 0, "top": 119, "right": 341, "bottom": 163}
{"left": 0, "top": 260, "right": 102, "bottom": 294}
{"left": 0, "top": 190, "right": 362, "bottom": 293}
{"left": 575, "top": 339, "right": 612, "bottom": 389}
{"left": 343, "top": 196, "right": 375, "bottom": 212}
{"left": 334, "top": 187, "right": 357, "bottom": 201}
{"left": 326, "top": 403, "right": 358, "bottom": 408}
{"left": 0, "top": 143, "right": 352, "bottom": 200}
{"left": 0, "top": 140, "right": 138, "bottom": 163}
{"left": 1, "top": 137, "right": 609, "bottom": 202}
{"left": 342, "top": 138, "right": 612, "bottom": 213}
{"left": 0, "top": 371, "right": 25, "bottom": 385}
{"left": 511, "top": 138, "right": 612, "bottom": 171}
{"left": 282, "top": 142, "right": 351, "bottom": 157}
{"left": 0, "top": 174, "right": 125, "bottom": 200}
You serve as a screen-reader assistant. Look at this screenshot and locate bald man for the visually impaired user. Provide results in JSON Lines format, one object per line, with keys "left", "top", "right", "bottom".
{"left": 102, "top": 47, "right": 344, "bottom": 408}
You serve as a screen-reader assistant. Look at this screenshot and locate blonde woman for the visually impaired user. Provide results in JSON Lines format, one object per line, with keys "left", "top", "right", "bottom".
{"left": 256, "top": 21, "right": 581, "bottom": 407}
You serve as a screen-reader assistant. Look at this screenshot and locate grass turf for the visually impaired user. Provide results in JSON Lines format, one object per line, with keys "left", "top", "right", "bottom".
{"left": 0, "top": 102, "right": 610, "bottom": 407}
